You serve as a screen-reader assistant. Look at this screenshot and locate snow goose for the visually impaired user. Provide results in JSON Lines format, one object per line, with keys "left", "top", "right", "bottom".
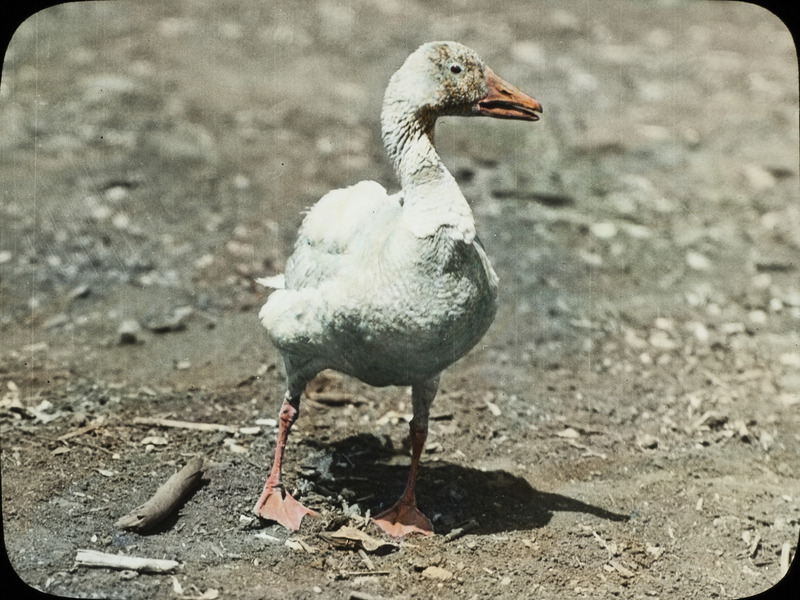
{"left": 254, "top": 41, "right": 542, "bottom": 537}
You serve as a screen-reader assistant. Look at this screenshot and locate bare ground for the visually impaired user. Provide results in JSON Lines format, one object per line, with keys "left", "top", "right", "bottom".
{"left": 1, "top": 1, "right": 799, "bottom": 599}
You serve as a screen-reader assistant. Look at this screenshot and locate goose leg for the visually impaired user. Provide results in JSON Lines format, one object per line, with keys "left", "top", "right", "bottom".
{"left": 254, "top": 390, "right": 317, "bottom": 530}
{"left": 373, "top": 376, "right": 439, "bottom": 537}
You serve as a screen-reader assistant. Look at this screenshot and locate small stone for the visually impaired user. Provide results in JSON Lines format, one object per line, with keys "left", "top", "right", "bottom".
{"left": 688, "top": 322, "right": 710, "bottom": 344}
{"left": 44, "top": 313, "right": 70, "bottom": 329}
{"left": 686, "top": 251, "right": 711, "bottom": 271}
{"left": 104, "top": 185, "right": 130, "bottom": 202}
{"left": 720, "top": 322, "right": 746, "bottom": 336}
{"left": 637, "top": 434, "right": 659, "bottom": 449}
{"left": 511, "top": 41, "right": 545, "bottom": 65}
{"left": 778, "top": 353, "right": 800, "bottom": 369}
{"left": 69, "top": 285, "right": 91, "bottom": 300}
{"left": 624, "top": 329, "right": 649, "bottom": 350}
{"left": 751, "top": 273, "right": 772, "bottom": 289}
{"left": 742, "top": 164, "right": 776, "bottom": 191}
{"left": 556, "top": 427, "right": 580, "bottom": 439}
{"left": 590, "top": 222, "right": 618, "bottom": 239}
{"left": 232, "top": 174, "right": 251, "bottom": 190}
{"left": 118, "top": 320, "right": 142, "bottom": 345}
{"left": 140, "top": 436, "right": 168, "bottom": 446}
{"left": 485, "top": 400, "right": 502, "bottom": 417}
{"left": 422, "top": 566, "right": 453, "bottom": 581}
{"left": 648, "top": 330, "right": 677, "bottom": 350}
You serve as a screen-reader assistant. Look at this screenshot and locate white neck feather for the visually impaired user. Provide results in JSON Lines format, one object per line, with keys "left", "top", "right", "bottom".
{"left": 381, "top": 97, "right": 476, "bottom": 244}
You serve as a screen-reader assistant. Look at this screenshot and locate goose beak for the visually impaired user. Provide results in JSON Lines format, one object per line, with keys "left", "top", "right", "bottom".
{"left": 475, "top": 68, "right": 542, "bottom": 121}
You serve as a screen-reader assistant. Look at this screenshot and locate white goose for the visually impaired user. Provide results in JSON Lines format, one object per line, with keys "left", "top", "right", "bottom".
{"left": 255, "top": 41, "right": 541, "bottom": 537}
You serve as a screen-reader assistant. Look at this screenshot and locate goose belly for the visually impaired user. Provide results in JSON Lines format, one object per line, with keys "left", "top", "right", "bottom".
{"left": 328, "top": 240, "right": 498, "bottom": 386}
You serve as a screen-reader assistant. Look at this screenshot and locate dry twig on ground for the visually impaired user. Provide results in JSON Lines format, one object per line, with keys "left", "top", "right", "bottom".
{"left": 115, "top": 454, "right": 206, "bottom": 532}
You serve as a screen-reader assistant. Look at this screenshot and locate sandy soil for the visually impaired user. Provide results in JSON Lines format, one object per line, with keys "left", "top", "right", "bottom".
{"left": 1, "top": 1, "right": 799, "bottom": 599}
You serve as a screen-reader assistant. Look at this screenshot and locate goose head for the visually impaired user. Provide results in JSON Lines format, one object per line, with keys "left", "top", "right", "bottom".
{"left": 383, "top": 41, "right": 542, "bottom": 125}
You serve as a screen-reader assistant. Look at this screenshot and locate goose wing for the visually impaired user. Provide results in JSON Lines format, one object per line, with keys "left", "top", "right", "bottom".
{"left": 284, "top": 180, "right": 400, "bottom": 290}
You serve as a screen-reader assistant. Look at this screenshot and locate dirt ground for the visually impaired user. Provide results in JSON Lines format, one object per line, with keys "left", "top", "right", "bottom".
{"left": 1, "top": 1, "right": 799, "bottom": 599}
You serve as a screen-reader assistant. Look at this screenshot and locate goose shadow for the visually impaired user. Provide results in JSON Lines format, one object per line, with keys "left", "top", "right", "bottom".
{"left": 302, "top": 433, "right": 629, "bottom": 535}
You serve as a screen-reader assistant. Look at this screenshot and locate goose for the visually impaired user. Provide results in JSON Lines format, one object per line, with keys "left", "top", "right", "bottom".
{"left": 254, "top": 41, "right": 541, "bottom": 537}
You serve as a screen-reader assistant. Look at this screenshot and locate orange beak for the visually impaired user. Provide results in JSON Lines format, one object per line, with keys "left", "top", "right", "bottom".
{"left": 474, "top": 68, "right": 542, "bottom": 121}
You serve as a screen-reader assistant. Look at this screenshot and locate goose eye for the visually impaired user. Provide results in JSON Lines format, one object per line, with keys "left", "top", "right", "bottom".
{"left": 450, "top": 64, "right": 463, "bottom": 74}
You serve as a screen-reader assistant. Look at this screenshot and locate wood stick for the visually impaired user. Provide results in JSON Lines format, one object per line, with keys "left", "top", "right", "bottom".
{"left": 75, "top": 549, "right": 179, "bottom": 573}
{"left": 57, "top": 417, "right": 107, "bottom": 441}
{"left": 115, "top": 455, "right": 206, "bottom": 532}
{"left": 780, "top": 542, "right": 791, "bottom": 577}
{"left": 132, "top": 417, "right": 237, "bottom": 433}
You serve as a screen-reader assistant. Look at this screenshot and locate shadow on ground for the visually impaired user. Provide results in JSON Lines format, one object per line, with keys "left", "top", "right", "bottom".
{"left": 303, "top": 433, "right": 629, "bottom": 535}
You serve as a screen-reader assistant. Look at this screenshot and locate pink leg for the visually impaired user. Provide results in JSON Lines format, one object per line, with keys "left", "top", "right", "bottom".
{"left": 254, "top": 393, "right": 317, "bottom": 531}
{"left": 372, "top": 420, "right": 434, "bottom": 538}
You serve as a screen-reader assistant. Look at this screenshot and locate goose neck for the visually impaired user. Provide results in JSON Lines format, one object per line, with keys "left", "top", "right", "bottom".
{"left": 381, "top": 103, "right": 475, "bottom": 242}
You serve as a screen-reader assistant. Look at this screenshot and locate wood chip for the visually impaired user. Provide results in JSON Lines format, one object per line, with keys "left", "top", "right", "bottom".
{"left": 320, "top": 526, "right": 398, "bottom": 554}
{"left": 115, "top": 455, "right": 206, "bottom": 532}
{"left": 285, "top": 538, "right": 317, "bottom": 553}
{"left": 609, "top": 559, "right": 634, "bottom": 578}
{"left": 75, "top": 549, "right": 179, "bottom": 573}
{"left": 593, "top": 531, "right": 614, "bottom": 559}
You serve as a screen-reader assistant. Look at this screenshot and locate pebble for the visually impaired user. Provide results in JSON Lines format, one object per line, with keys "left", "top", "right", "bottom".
{"left": 648, "top": 330, "right": 677, "bottom": 350}
{"left": 686, "top": 251, "right": 711, "bottom": 271}
{"left": 637, "top": 434, "right": 659, "bottom": 449}
{"left": 422, "top": 566, "right": 453, "bottom": 581}
{"left": 741, "top": 164, "right": 776, "bottom": 191}
{"left": 140, "top": 436, "right": 168, "bottom": 446}
{"left": 511, "top": 41, "right": 545, "bottom": 66}
{"left": 688, "top": 322, "right": 710, "bottom": 344}
{"left": 69, "top": 285, "right": 91, "bottom": 300}
{"left": 118, "top": 320, "right": 142, "bottom": 345}
{"left": 778, "top": 353, "right": 800, "bottom": 369}
{"left": 720, "top": 322, "right": 746, "bottom": 336}
{"left": 590, "top": 222, "right": 618, "bottom": 239}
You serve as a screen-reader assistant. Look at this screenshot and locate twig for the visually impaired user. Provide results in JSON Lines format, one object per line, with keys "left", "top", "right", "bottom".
{"left": 444, "top": 518, "right": 478, "bottom": 542}
{"left": 115, "top": 455, "right": 206, "bottom": 531}
{"left": 132, "top": 417, "right": 237, "bottom": 433}
{"left": 349, "top": 592, "right": 391, "bottom": 600}
{"left": 348, "top": 592, "right": 391, "bottom": 600}
{"left": 57, "top": 417, "right": 107, "bottom": 441}
{"left": 339, "top": 570, "right": 392, "bottom": 578}
{"left": 358, "top": 548, "right": 375, "bottom": 571}
{"left": 75, "top": 549, "right": 179, "bottom": 573}
{"left": 780, "top": 542, "right": 791, "bottom": 577}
